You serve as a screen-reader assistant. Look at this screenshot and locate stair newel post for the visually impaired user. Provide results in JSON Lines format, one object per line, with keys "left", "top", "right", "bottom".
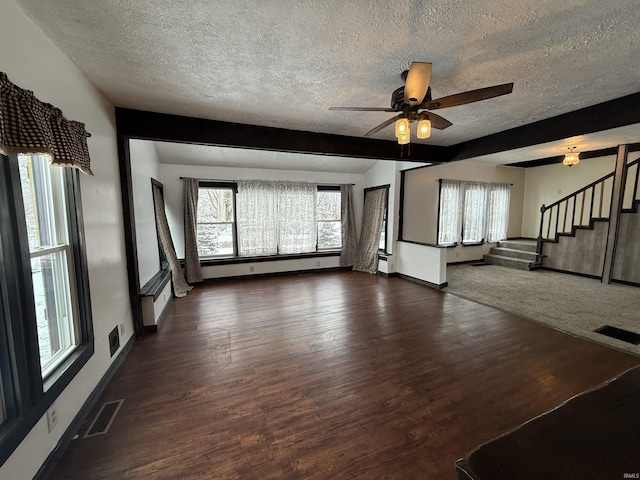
{"left": 602, "top": 144, "right": 629, "bottom": 284}
{"left": 536, "top": 203, "right": 546, "bottom": 256}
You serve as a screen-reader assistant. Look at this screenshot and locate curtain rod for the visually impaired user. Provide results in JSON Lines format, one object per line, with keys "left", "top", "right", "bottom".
{"left": 437, "top": 178, "right": 513, "bottom": 186}
{"left": 179, "top": 177, "right": 354, "bottom": 186}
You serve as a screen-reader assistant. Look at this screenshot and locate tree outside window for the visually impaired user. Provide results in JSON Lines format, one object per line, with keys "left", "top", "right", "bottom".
{"left": 317, "top": 190, "right": 341, "bottom": 250}
{"left": 196, "top": 187, "right": 235, "bottom": 257}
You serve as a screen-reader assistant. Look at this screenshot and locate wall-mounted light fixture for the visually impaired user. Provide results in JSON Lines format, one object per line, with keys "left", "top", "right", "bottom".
{"left": 563, "top": 146, "right": 580, "bottom": 167}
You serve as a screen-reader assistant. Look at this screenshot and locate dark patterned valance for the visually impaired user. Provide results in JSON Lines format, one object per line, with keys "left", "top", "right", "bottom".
{"left": 0, "top": 72, "right": 93, "bottom": 175}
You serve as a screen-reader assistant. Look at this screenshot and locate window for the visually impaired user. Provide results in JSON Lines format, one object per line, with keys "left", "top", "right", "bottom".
{"left": 196, "top": 185, "right": 236, "bottom": 257}
{"left": 195, "top": 182, "right": 342, "bottom": 257}
{"left": 462, "top": 183, "right": 488, "bottom": 244}
{"left": 0, "top": 153, "right": 93, "bottom": 464}
{"left": 379, "top": 207, "right": 387, "bottom": 252}
{"left": 19, "top": 154, "right": 81, "bottom": 377}
{"left": 317, "top": 188, "right": 341, "bottom": 250}
{"left": 438, "top": 180, "right": 510, "bottom": 245}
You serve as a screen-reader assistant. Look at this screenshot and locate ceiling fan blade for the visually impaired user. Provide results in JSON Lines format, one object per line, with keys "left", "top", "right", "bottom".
{"left": 422, "top": 111, "right": 453, "bottom": 130}
{"left": 404, "top": 62, "right": 432, "bottom": 106}
{"left": 329, "top": 107, "right": 397, "bottom": 112}
{"left": 425, "top": 83, "right": 514, "bottom": 110}
{"left": 365, "top": 114, "right": 403, "bottom": 136}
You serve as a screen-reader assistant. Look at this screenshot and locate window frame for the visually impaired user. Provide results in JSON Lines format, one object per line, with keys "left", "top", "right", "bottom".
{"left": 195, "top": 182, "right": 343, "bottom": 260}
{"left": 436, "top": 180, "right": 510, "bottom": 246}
{"left": 196, "top": 181, "right": 238, "bottom": 258}
{"left": 0, "top": 154, "right": 94, "bottom": 466}
{"left": 316, "top": 185, "right": 342, "bottom": 251}
{"left": 150, "top": 178, "right": 169, "bottom": 270}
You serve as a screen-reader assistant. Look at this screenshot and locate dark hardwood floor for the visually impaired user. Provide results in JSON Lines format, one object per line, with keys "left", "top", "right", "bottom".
{"left": 49, "top": 271, "right": 639, "bottom": 479}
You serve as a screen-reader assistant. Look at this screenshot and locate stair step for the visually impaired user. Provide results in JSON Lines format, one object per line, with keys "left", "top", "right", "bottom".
{"left": 498, "top": 240, "right": 537, "bottom": 252}
{"left": 489, "top": 247, "right": 540, "bottom": 261}
{"left": 483, "top": 254, "right": 537, "bottom": 271}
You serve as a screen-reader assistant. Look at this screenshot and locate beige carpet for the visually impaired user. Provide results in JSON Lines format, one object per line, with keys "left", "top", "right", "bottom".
{"left": 443, "top": 264, "right": 640, "bottom": 356}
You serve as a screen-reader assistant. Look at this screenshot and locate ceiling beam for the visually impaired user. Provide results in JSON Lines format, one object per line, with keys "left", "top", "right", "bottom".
{"left": 115, "top": 108, "right": 447, "bottom": 163}
{"left": 445, "top": 91, "right": 640, "bottom": 162}
{"left": 507, "top": 143, "right": 640, "bottom": 168}
{"left": 116, "top": 90, "right": 640, "bottom": 166}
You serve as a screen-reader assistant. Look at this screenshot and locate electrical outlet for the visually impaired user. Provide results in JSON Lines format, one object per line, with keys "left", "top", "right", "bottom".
{"left": 316, "top": 261, "right": 321, "bottom": 267}
{"left": 47, "top": 404, "right": 58, "bottom": 432}
{"left": 119, "top": 322, "right": 125, "bottom": 336}
{"left": 250, "top": 266, "right": 254, "bottom": 272}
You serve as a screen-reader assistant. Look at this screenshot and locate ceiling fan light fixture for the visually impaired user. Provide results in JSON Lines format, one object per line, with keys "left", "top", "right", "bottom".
{"left": 395, "top": 117, "right": 409, "bottom": 138}
{"left": 417, "top": 118, "right": 431, "bottom": 139}
{"left": 563, "top": 147, "right": 580, "bottom": 166}
{"left": 397, "top": 130, "right": 410, "bottom": 145}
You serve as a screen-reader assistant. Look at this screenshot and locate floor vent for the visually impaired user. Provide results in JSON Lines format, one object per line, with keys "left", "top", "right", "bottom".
{"left": 594, "top": 325, "right": 640, "bottom": 345}
{"left": 83, "top": 399, "right": 124, "bottom": 438}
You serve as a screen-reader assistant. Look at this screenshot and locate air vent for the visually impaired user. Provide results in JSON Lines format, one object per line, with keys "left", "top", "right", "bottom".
{"left": 594, "top": 325, "right": 640, "bottom": 345}
{"left": 83, "top": 399, "right": 124, "bottom": 438}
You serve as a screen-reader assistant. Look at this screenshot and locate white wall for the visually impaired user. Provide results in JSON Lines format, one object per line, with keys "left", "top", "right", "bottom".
{"left": 159, "top": 162, "right": 365, "bottom": 278}
{"left": 130, "top": 140, "right": 162, "bottom": 287}
{"left": 364, "top": 160, "right": 429, "bottom": 273}
{"left": 0, "top": 1, "right": 134, "bottom": 478}
{"left": 396, "top": 242, "right": 447, "bottom": 285}
{"left": 521, "top": 153, "right": 640, "bottom": 238}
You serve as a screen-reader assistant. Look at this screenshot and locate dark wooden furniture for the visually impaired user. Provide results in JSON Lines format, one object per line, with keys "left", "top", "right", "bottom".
{"left": 456, "top": 365, "right": 640, "bottom": 480}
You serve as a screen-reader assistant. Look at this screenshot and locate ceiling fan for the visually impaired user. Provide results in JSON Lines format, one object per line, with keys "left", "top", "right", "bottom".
{"left": 329, "top": 62, "right": 514, "bottom": 144}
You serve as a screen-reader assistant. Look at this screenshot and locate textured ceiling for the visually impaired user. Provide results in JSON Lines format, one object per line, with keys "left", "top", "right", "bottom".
{"left": 14, "top": 0, "right": 640, "bottom": 158}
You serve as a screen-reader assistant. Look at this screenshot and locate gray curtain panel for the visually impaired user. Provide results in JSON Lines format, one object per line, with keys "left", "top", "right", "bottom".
{"left": 353, "top": 188, "right": 386, "bottom": 274}
{"left": 152, "top": 183, "right": 192, "bottom": 297}
{"left": 340, "top": 184, "right": 358, "bottom": 267}
{"left": 183, "top": 178, "right": 203, "bottom": 283}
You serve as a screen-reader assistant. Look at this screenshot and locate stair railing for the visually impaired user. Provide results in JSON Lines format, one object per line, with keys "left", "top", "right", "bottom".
{"left": 537, "top": 157, "right": 640, "bottom": 254}
{"left": 622, "top": 157, "right": 640, "bottom": 210}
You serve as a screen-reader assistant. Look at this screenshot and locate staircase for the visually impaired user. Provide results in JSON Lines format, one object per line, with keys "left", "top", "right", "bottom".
{"left": 483, "top": 239, "right": 541, "bottom": 270}
{"left": 537, "top": 155, "right": 640, "bottom": 283}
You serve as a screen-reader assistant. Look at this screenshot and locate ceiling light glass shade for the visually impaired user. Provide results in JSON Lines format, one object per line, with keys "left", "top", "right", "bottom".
{"left": 397, "top": 130, "right": 410, "bottom": 145}
{"left": 417, "top": 119, "right": 431, "bottom": 139}
{"left": 395, "top": 118, "right": 409, "bottom": 137}
{"left": 563, "top": 152, "right": 580, "bottom": 166}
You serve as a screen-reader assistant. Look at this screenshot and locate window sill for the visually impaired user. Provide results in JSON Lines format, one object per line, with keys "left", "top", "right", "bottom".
{"left": 140, "top": 265, "right": 171, "bottom": 300}
{"left": 181, "top": 250, "right": 341, "bottom": 267}
{"left": 401, "top": 240, "right": 455, "bottom": 248}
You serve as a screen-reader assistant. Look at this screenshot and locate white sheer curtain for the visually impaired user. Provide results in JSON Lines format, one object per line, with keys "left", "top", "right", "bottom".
{"left": 487, "top": 184, "right": 510, "bottom": 242}
{"left": 277, "top": 182, "right": 317, "bottom": 254}
{"left": 237, "top": 181, "right": 318, "bottom": 256}
{"left": 438, "top": 180, "right": 510, "bottom": 245}
{"left": 462, "top": 183, "right": 489, "bottom": 243}
{"left": 237, "top": 181, "right": 278, "bottom": 255}
{"left": 438, "top": 180, "right": 463, "bottom": 245}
